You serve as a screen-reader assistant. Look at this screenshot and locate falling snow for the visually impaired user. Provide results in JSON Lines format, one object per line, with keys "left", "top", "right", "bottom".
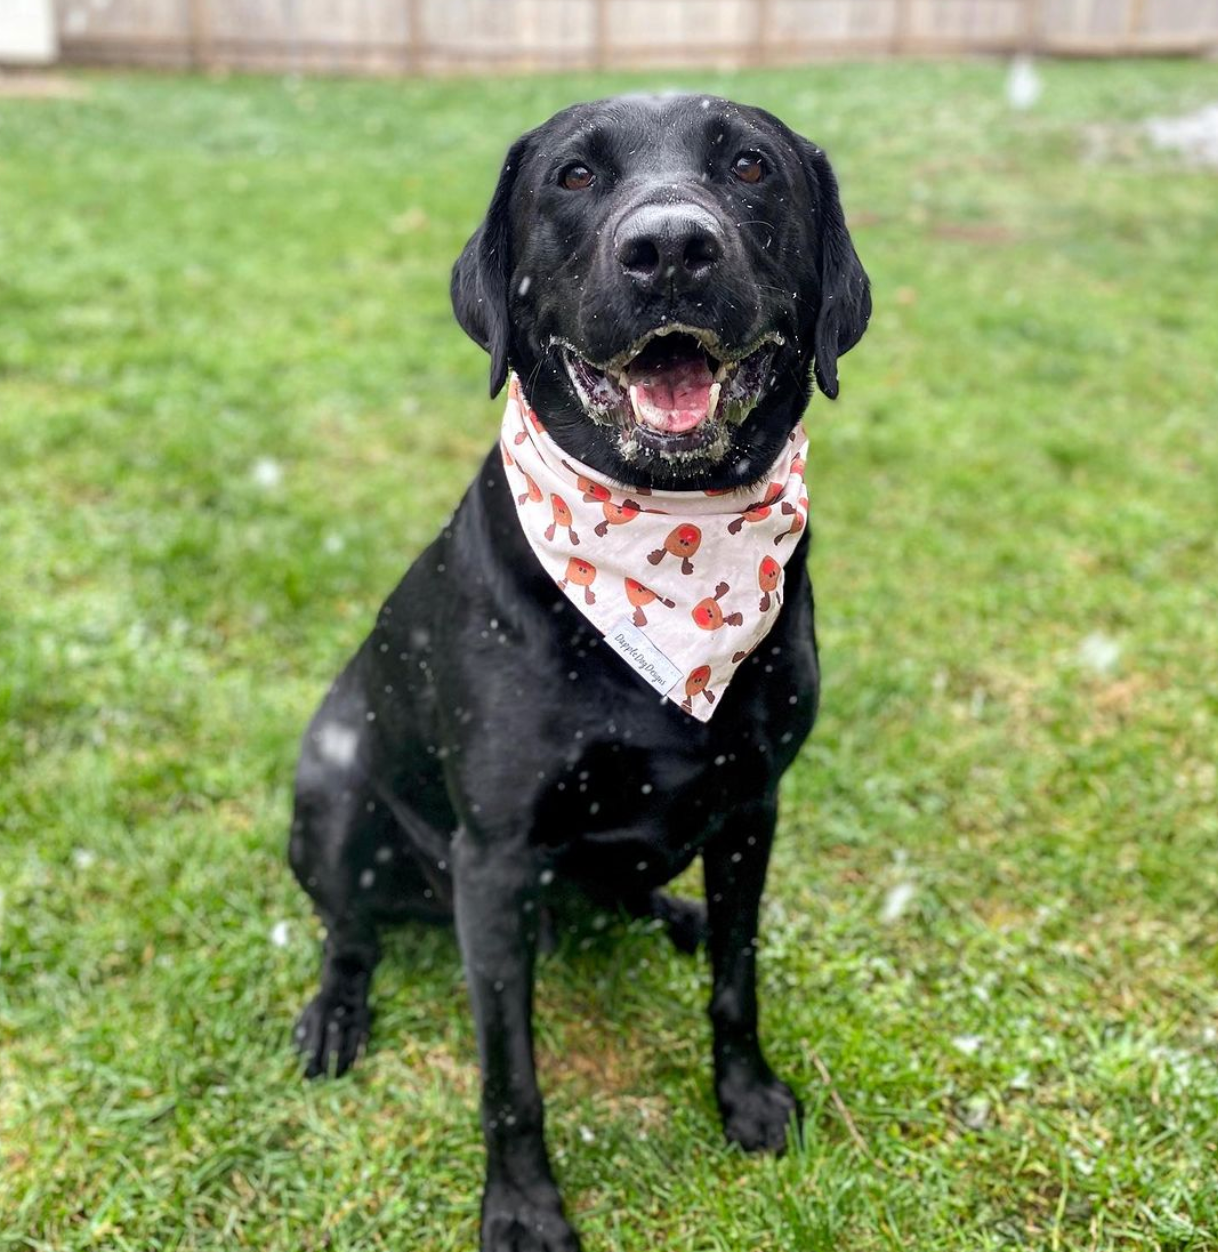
{"left": 317, "top": 722, "right": 359, "bottom": 767}
{"left": 1078, "top": 631, "right": 1120, "bottom": 676}
{"left": 251, "top": 457, "right": 283, "bottom": 488}
{"left": 960, "top": 1096, "right": 991, "bottom": 1130}
{"left": 1005, "top": 56, "right": 1042, "bottom": 111}
{"left": 880, "top": 881, "right": 916, "bottom": 923}
{"left": 1145, "top": 102, "right": 1218, "bottom": 167}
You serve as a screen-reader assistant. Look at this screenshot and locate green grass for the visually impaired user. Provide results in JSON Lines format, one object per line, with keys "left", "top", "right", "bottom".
{"left": 2, "top": 59, "right": 1217, "bottom": 1251}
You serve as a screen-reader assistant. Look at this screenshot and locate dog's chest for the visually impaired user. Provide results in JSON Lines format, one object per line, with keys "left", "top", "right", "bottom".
{"left": 408, "top": 469, "right": 818, "bottom": 864}
{"left": 524, "top": 631, "right": 816, "bottom": 867}
{"left": 533, "top": 739, "right": 759, "bottom": 883}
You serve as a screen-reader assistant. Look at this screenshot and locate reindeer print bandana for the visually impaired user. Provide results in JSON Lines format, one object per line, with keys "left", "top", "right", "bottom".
{"left": 500, "top": 375, "right": 810, "bottom": 721}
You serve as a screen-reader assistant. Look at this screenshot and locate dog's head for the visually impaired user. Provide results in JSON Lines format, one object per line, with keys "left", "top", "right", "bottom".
{"left": 452, "top": 94, "right": 870, "bottom": 491}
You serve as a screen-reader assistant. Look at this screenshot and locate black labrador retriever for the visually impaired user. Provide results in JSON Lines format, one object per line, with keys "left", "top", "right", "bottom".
{"left": 289, "top": 93, "right": 870, "bottom": 1251}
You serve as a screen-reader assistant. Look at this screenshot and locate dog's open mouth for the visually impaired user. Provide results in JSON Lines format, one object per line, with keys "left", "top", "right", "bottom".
{"left": 556, "top": 325, "right": 782, "bottom": 459}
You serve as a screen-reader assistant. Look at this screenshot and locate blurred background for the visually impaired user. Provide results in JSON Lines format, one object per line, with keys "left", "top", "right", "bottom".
{"left": 2, "top": 3, "right": 1217, "bottom": 1251}
{"left": 2, "top": 0, "right": 1218, "bottom": 72}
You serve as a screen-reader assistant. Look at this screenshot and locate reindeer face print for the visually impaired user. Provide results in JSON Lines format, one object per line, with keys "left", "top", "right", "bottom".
{"left": 514, "top": 404, "right": 545, "bottom": 444}
{"left": 545, "top": 493, "right": 580, "bottom": 545}
{"left": 647, "top": 523, "right": 701, "bottom": 575}
{"left": 559, "top": 557, "right": 597, "bottom": 604}
{"left": 559, "top": 461, "right": 611, "bottom": 503}
{"left": 758, "top": 555, "right": 781, "bottom": 611}
{"left": 594, "top": 499, "right": 641, "bottom": 538}
{"left": 691, "top": 581, "right": 743, "bottom": 631}
{"left": 517, "top": 471, "right": 543, "bottom": 506}
{"left": 624, "top": 576, "right": 675, "bottom": 627}
{"left": 775, "top": 495, "right": 808, "bottom": 545}
{"left": 681, "top": 664, "right": 716, "bottom": 712}
{"left": 727, "top": 482, "right": 784, "bottom": 535}
{"left": 579, "top": 476, "right": 611, "bottom": 504}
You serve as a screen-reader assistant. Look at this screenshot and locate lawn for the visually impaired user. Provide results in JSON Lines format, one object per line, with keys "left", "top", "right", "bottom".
{"left": 1, "top": 58, "right": 1217, "bottom": 1252}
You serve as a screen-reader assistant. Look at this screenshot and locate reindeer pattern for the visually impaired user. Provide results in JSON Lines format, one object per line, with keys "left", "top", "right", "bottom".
{"left": 499, "top": 376, "right": 810, "bottom": 720}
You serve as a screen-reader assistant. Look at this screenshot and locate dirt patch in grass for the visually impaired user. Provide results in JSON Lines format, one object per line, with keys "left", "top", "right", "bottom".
{"left": 542, "top": 1025, "right": 655, "bottom": 1097}
{"left": 0, "top": 73, "right": 88, "bottom": 100}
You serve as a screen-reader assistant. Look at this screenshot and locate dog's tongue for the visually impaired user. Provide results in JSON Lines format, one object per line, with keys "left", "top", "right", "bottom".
{"left": 627, "top": 352, "right": 716, "bottom": 434}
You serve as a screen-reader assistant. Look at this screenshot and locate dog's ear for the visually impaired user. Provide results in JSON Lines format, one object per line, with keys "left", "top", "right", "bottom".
{"left": 451, "top": 134, "right": 532, "bottom": 398}
{"left": 799, "top": 141, "right": 871, "bottom": 400}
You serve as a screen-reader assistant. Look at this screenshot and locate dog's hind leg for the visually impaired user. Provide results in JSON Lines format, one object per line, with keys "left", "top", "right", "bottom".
{"left": 288, "top": 710, "right": 402, "bottom": 1079}
{"left": 605, "top": 889, "right": 707, "bottom": 953}
{"left": 288, "top": 676, "right": 458, "bottom": 1077}
{"left": 293, "top": 914, "right": 380, "bottom": 1079}
{"left": 646, "top": 891, "right": 708, "bottom": 954}
{"left": 566, "top": 865, "right": 708, "bottom": 954}
{"left": 289, "top": 766, "right": 388, "bottom": 1078}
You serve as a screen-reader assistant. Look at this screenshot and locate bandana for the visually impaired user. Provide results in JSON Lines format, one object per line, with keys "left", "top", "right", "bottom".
{"left": 499, "top": 375, "right": 809, "bottom": 721}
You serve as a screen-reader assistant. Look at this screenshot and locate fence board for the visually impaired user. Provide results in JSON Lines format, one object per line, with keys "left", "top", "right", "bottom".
{"left": 41, "top": 0, "right": 1218, "bottom": 74}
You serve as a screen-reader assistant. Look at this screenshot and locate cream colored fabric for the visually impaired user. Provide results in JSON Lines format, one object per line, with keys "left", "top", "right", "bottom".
{"left": 500, "top": 375, "right": 809, "bottom": 721}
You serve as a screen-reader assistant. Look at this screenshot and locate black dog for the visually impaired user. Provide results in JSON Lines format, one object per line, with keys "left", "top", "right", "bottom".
{"left": 289, "top": 93, "right": 869, "bottom": 1252}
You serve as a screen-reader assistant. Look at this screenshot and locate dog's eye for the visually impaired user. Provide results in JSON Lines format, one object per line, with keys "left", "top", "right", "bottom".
{"left": 560, "top": 163, "right": 595, "bottom": 191}
{"left": 732, "top": 153, "right": 766, "bottom": 184}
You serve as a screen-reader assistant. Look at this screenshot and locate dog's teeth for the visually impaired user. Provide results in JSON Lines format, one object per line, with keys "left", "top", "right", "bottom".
{"left": 628, "top": 383, "right": 643, "bottom": 422}
{"left": 618, "top": 371, "right": 631, "bottom": 391}
{"left": 713, "top": 362, "right": 728, "bottom": 384}
{"left": 707, "top": 382, "right": 721, "bottom": 422}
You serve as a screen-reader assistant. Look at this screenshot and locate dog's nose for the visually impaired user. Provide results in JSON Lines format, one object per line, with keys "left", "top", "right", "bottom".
{"left": 615, "top": 203, "right": 724, "bottom": 293}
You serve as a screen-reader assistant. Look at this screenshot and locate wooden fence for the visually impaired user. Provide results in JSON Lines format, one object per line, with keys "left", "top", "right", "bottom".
{"left": 44, "top": 0, "right": 1218, "bottom": 75}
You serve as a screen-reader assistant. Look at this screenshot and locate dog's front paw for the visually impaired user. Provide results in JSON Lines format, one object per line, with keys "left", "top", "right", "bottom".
{"left": 717, "top": 1068, "right": 802, "bottom": 1154}
{"left": 294, "top": 991, "right": 370, "bottom": 1079}
{"left": 481, "top": 1180, "right": 581, "bottom": 1252}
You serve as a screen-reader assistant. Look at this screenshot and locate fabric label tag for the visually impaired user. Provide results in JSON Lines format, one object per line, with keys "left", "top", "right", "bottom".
{"left": 604, "top": 619, "right": 683, "bottom": 697}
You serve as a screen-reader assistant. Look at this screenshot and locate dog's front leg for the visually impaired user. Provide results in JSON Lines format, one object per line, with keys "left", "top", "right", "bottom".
{"left": 703, "top": 797, "right": 802, "bottom": 1154}
{"left": 453, "top": 827, "right": 580, "bottom": 1252}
